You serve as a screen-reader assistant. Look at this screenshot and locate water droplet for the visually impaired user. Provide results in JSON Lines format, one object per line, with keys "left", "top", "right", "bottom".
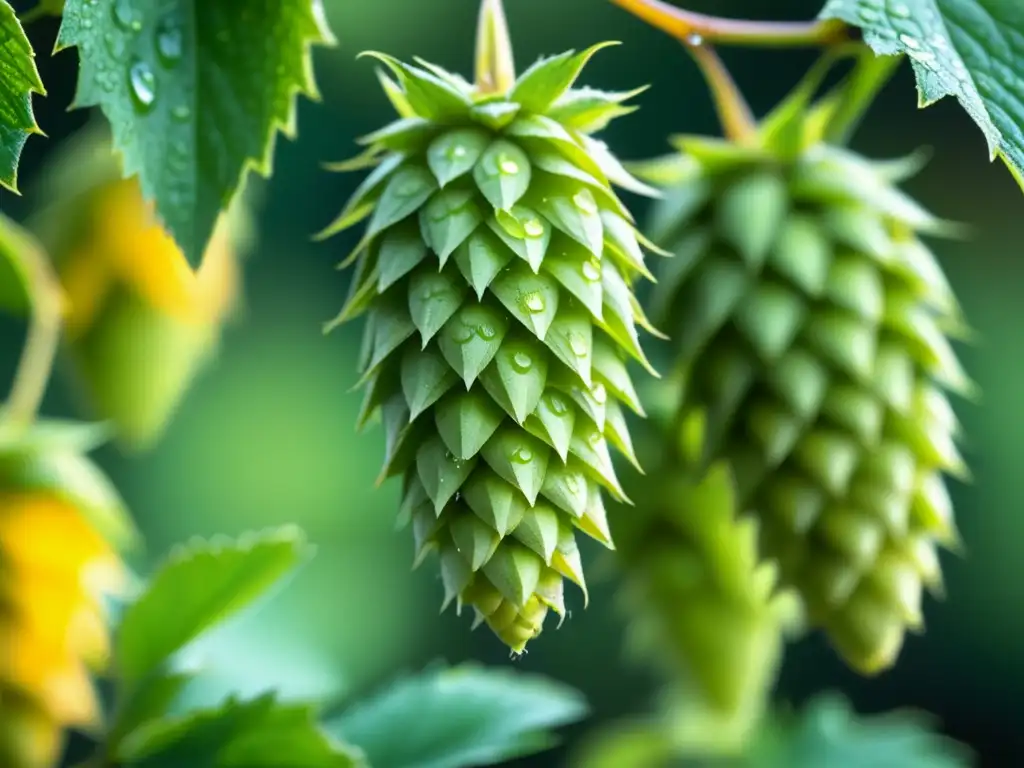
{"left": 155, "top": 15, "right": 184, "bottom": 67}
{"left": 572, "top": 191, "right": 598, "bottom": 215}
{"left": 171, "top": 104, "right": 191, "bottom": 122}
{"left": 512, "top": 351, "right": 533, "bottom": 373}
{"left": 104, "top": 31, "right": 126, "bottom": 58}
{"left": 899, "top": 34, "right": 920, "bottom": 49}
{"left": 858, "top": 7, "right": 877, "bottom": 22}
{"left": 564, "top": 473, "right": 580, "bottom": 493}
{"left": 547, "top": 393, "right": 569, "bottom": 416}
{"left": 448, "top": 144, "right": 467, "bottom": 159}
{"left": 588, "top": 430, "right": 603, "bottom": 446}
{"left": 477, "top": 323, "right": 497, "bottom": 341}
{"left": 582, "top": 260, "right": 601, "bottom": 282}
{"left": 523, "top": 219, "right": 544, "bottom": 238}
{"left": 893, "top": 3, "right": 911, "bottom": 18}
{"left": 452, "top": 324, "right": 475, "bottom": 344}
{"left": 128, "top": 59, "right": 157, "bottom": 113}
{"left": 499, "top": 156, "right": 520, "bottom": 174}
{"left": 523, "top": 293, "right": 545, "bottom": 313}
{"left": 512, "top": 446, "right": 534, "bottom": 464}
{"left": 113, "top": 0, "right": 142, "bottom": 31}
{"left": 592, "top": 383, "right": 607, "bottom": 404}
{"left": 568, "top": 334, "right": 588, "bottom": 358}
{"left": 685, "top": 32, "right": 703, "bottom": 46}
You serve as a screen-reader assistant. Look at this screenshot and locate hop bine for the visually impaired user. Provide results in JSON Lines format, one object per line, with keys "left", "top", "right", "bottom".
{"left": 634, "top": 85, "right": 972, "bottom": 675}
{"left": 0, "top": 420, "right": 135, "bottom": 768}
{"left": 322, "top": 1, "right": 662, "bottom": 652}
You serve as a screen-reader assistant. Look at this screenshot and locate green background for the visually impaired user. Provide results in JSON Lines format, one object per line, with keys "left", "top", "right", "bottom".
{"left": 1, "top": 0, "right": 1022, "bottom": 764}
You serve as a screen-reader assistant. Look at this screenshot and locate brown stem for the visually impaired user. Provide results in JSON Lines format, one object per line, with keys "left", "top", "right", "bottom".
{"left": 609, "top": 0, "right": 848, "bottom": 48}
{"left": 686, "top": 42, "right": 757, "bottom": 145}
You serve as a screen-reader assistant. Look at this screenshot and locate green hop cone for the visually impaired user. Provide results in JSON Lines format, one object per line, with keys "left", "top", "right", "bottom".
{"left": 323, "top": 0, "right": 660, "bottom": 652}
{"left": 613, "top": 446, "right": 802, "bottom": 752}
{"left": 636, "top": 81, "right": 972, "bottom": 675}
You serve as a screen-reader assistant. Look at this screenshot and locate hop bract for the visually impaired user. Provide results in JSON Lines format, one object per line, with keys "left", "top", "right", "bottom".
{"left": 324, "top": 39, "right": 661, "bottom": 651}
{"left": 29, "top": 131, "right": 249, "bottom": 450}
{"left": 0, "top": 420, "right": 135, "bottom": 768}
{"left": 639, "top": 108, "right": 971, "bottom": 674}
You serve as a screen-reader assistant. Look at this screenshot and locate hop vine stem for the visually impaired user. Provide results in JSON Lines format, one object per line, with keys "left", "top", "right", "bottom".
{"left": 608, "top": 0, "right": 849, "bottom": 48}
{"left": 5, "top": 239, "right": 64, "bottom": 433}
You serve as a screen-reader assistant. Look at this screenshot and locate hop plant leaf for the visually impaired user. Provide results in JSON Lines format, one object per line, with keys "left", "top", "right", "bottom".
{"left": 0, "top": 417, "right": 136, "bottom": 768}
{"left": 637, "top": 87, "right": 971, "bottom": 675}
{"left": 327, "top": 663, "right": 587, "bottom": 768}
{"left": 323, "top": 8, "right": 660, "bottom": 652}
{"left": 820, "top": 0, "right": 1024, "bottom": 190}
{"left": 0, "top": 0, "right": 44, "bottom": 193}
{"left": 56, "top": 0, "right": 334, "bottom": 266}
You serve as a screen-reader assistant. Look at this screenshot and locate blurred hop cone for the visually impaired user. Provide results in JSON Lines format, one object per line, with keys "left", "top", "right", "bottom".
{"left": 0, "top": 420, "right": 136, "bottom": 768}
{"left": 30, "top": 128, "right": 252, "bottom": 451}
{"left": 635, "top": 87, "right": 972, "bottom": 675}
{"left": 613, "top": 448, "right": 803, "bottom": 753}
{"left": 321, "top": 4, "right": 660, "bottom": 652}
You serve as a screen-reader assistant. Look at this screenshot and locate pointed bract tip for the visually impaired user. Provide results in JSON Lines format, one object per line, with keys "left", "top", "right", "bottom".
{"left": 475, "top": 0, "right": 516, "bottom": 95}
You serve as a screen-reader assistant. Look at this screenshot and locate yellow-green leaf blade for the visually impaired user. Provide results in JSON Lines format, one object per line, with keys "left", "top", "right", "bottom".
{"left": 0, "top": 0, "right": 44, "bottom": 192}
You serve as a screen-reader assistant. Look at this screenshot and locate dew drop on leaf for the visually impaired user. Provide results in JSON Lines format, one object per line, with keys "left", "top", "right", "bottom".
{"left": 512, "top": 351, "right": 533, "bottom": 373}
{"left": 523, "top": 219, "right": 544, "bottom": 238}
{"left": 477, "top": 323, "right": 497, "bottom": 341}
{"left": 155, "top": 15, "right": 184, "bottom": 67}
{"left": 511, "top": 446, "right": 534, "bottom": 464}
{"left": 572, "top": 191, "right": 598, "bottom": 215}
{"left": 128, "top": 59, "right": 157, "bottom": 113}
{"left": 113, "top": 0, "right": 142, "bottom": 32}
{"left": 568, "top": 334, "right": 588, "bottom": 357}
{"left": 893, "top": 3, "right": 911, "bottom": 19}
{"left": 547, "top": 393, "right": 569, "bottom": 416}
{"left": 172, "top": 104, "right": 191, "bottom": 122}
{"left": 581, "top": 260, "right": 601, "bottom": 282}
{"left": 592, "top": 382, "right": 607, "bottom": 404}
{"left": 522, "top": 293, "right": 545, "bottom": 313}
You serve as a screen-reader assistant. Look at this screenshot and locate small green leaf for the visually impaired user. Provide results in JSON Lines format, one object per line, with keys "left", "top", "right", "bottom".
{"left": 57, "top": 0, "right": 334, "bottom": 265}
{"left": 480, "top": 337, "right": 549, "bottom": 424}
{"left": 543, "top": 236, "right": 604, "bottom": 320}
{"left": 449, "top": 513, "right": 501, "bottom": 571}
{"left": 361, "top": 52, "right": 472, "bottom": 121}
{"left": 545, "top": 307, "right": 594, "bottom": 386}
{"left": 820, "top": 0, "right": 1024, "bottom": 193}
{"left": 359, "top": 117, "right": 436, "bottom": 152}
{"left": 510, "top": 502, "right": 561, "bottom": 564}
{"left": 529, "top": 391, "right": 577, "bottom": 462}
{"left": 427, "top": 128, "right": 490, "bottom": 187}
{"left": 539, "top": 459, "right": 588, "bottom": 518}
{"left": 435, "top": 389, "right": 506, "bottom": 461}
{"left": 411, "top": 259, "right": 468, "bottom": 344}
{"left": 438, "top": 303, "right": 509, "bottom": 387}
{"left": 534, "top": 183, "right": 604, "bottom": 258}
{"left": 420, "top": 187, "right": 482, "bottom": 264}
{"left": 546, "top": 86, "right": 645, "bottom": 134}
{"left": 417, "top": 435, "right": 478, "bottom": 513}
{"left": 369, "top": 166, "right": 437, "bottom": 235}
{"left": 474, "top": 139, "right": 531, "bottom": 210}
{"left": 569, "top": 424, "right": 627, "bottom": 501}
{"left": 489, "top": 205, "right": 551, "bottom": 272}
{"left": 482, "top": 428, "right": 551, "bottom": 505}
{"left": 470, "top": 100, "right": 521, "bottom": 130}
{"left": 714, "top": 170, "right": 789, "bottom": 268}
{"left": 510, "top": 42, "right": 619, "bottom": 113}
{"left": 463, "top": 471, "right": 529, "bottom": 537}
{"left": 117, "top": 692, "right": 362, "bottom": 767}
{"left": 359, "top": 295, "right": 417, "bottom": 376}
{"left": 453, "top": 228, "right": 514, "bottom": 300}
{"left": 378, "top": 221, "right": 429, "bottom": 292}
{"left": 116, "top": 527, "right": 310, "bottom": 690}
{"left": 320, "top": 154, "right": 405, "bottom": 241}
{"left": 402, "top": 346, "right": 458, "bottom": 421}
{"left": 482, "top": 542, "right": 543, "bottom": 606}
{"left": 490, "top": 262, "right": 560, "bottom": 340}
{"left": 0, "top": 0, "right": 45, "bottom": 192}
{"left": 327, "top": 664, "right": 588, "bottom": 768}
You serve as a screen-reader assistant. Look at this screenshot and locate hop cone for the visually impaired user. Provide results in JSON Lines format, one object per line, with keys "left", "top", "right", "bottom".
{"left": 323, "top": 20, "right": 660, "bottom": 650}
{"left": 29, "top": 128, "right": 249, "bottom": 450}
{"left": 0, "top": 420, "right": 135, "bottom": 767}
{"left": 614, "top": 428, "right": 801, "bottom": 750}
{"left": 638, "top": 104, "right": 971, "bottom": 673}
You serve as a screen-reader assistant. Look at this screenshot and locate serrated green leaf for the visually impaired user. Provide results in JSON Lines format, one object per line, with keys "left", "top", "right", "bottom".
{"left": 116, "top": 527, "right": 310, "bottom": 690}
{"left": 474, "top": 139, "right": 531, "bottom": 210}
{"left": 819, "top": 0, "right": 1024, "bottom": 192}
{"left": 510, "top": 42, "right": 619, "bottom": 113}
{"left": 57, "top": 0, "right": 333, "bottom": 266}
{"left": 118, "top": 692, "right": 362, "bottom": 767}
{"left": 420, "top": 187, "right": 482, "bottom": 264}
{"left": 327, "top": 664, "right": 587, "bottom": 768}
{"left": 0, "top": 0, "right": 45, "bottom": 193}
{"left": 427, "top": 128, "right": 490, "bottom": 187}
